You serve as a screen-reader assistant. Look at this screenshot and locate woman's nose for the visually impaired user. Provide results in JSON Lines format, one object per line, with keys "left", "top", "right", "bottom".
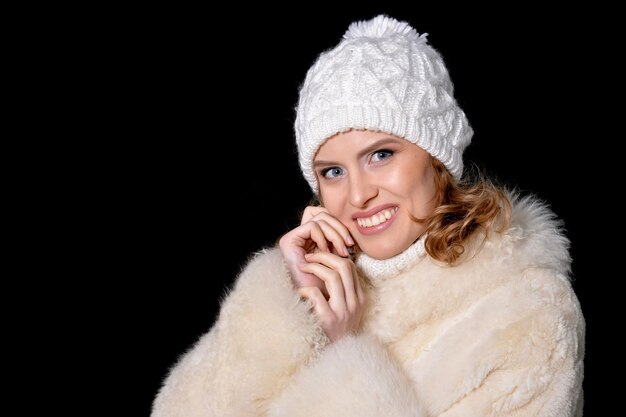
{"left": 349, "top": 173, "right": 378, "bottom": 208}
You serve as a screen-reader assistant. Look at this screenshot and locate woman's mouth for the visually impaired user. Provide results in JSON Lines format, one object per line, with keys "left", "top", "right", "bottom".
{"left": 355, "top": 206, "right": 399, "bottom": 235}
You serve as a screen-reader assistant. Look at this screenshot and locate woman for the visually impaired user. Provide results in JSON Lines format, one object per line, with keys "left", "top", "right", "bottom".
{"left": 152, "top": 15, "right": 584, "bottom": 416}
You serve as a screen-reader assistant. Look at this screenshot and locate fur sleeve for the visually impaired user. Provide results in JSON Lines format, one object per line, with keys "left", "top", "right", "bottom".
{"left": 151, "top": 248, "right": 328, "bottom": 417}
{"left": 417, "top": 268, "right": 585, "bottom": 417}
{"left": 267, "top": 334, "right": 428, "bottom": 417}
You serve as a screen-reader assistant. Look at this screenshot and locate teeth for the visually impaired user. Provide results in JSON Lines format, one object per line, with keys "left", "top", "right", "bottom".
{"left": 357, "top": 207, "right": 398, "bottom": 228}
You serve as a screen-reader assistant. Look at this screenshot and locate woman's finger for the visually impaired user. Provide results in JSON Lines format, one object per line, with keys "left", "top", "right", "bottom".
{"left": 309, "top": 212, "right": 355, "bottom": 248}
{"left": 302, "top": 218, "right": 350, "bottom": 256}
{"left": 308, "top": 221, "right": 329, "bottom": 253}
{"left": 312, "top": 219, "right": 350, "bottom": 257}
{"left": 301, "top": 207, "right": 354, "bottom": 247}
{"left": 298, "top": 261, "right": 346, "bottom": 310}
{"left": 305, "top": 252, "right": 359, "bottom": 312}
{"left": 297, "top": 286, "right": 333, "bottom": 318}
{"left": 301, "top": 206, "right": 330, "bottom": 225}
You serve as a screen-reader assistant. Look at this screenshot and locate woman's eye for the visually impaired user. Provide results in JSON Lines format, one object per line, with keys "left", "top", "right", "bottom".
{"left": 372, "top": 150, "right": 393, "bottom": 162}
{"left": 322, "top": 167, "right": 344, "bottom": 179}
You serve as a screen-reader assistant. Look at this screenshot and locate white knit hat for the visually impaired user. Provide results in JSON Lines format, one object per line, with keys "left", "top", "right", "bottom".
{"left": 295, "top": 15, "right": 473, "bottom": 193}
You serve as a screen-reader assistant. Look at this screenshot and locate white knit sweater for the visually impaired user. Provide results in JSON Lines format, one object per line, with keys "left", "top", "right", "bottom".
{"left": 357, "top": 235, "right": 426, "bottom": 280}
{"left": 152, "top": 196, "right": 584, "bottom": 417}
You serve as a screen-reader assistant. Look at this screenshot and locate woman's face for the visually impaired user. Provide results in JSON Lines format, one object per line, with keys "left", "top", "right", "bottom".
{"left": 315, "top": 130, "right": 437, "bottom": 260}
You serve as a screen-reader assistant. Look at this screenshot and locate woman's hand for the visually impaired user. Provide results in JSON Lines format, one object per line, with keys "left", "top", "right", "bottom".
{"left": 279, "top": 206, "right": 354, "bottom": 294}
{"left": 297, "top": 252, "right": 365, "bottom": 342}
{"left": 278, "top": 206, "right": 363, "bottom": 342}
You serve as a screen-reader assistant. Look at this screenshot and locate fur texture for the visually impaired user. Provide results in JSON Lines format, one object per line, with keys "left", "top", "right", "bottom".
{"left": 152, "top": 197, "right": 584, "bottom": 416}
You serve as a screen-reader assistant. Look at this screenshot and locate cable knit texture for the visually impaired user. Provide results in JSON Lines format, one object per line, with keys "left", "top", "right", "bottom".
{"left": 357, "top": 235, "right": 426, "bottom": 282}
{"left": 295, "top": 15, "right": 473, "bottom": 193}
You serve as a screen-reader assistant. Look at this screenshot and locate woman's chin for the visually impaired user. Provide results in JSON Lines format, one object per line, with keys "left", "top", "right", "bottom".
{"left": 358, "top": 244, "right": 405, "bottom": 260}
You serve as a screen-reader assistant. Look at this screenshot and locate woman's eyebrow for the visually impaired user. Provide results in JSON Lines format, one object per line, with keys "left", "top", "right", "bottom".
{"left": 313, "top": 138, "right": 400, "bottom": 167}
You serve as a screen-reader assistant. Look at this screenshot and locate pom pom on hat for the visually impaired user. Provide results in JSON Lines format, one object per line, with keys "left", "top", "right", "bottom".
{"left": 343, "top": 14, "right": 426, "bottom": 42}
{"left": 295, "top": 14, "right": 473, "bottom": 194}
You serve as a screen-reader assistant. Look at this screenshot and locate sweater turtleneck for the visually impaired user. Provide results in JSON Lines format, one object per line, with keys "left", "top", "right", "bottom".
{"left": 356, "top": 236, "right": 427, "bottom": 283}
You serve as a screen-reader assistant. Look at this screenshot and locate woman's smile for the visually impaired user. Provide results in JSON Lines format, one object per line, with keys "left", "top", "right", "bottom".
{"left": 353, "top": 205, "right": 399, "bottom": 235}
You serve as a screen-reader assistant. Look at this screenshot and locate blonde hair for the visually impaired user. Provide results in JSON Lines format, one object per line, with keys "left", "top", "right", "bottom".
{"left": 422, "top": 158, "right": 511, "bottom": 265}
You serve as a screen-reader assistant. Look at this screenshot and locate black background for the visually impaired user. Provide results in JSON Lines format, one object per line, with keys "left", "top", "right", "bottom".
{"left": 102, "top": 4, "right": 612, "bottom": 415}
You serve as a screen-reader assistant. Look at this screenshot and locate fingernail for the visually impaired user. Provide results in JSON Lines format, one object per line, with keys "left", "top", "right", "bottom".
{"left": 304, "top": 253, "right": 312, "bottom": 258}
{"left": 346, "top": 235, "right": 355, "bottom": 245}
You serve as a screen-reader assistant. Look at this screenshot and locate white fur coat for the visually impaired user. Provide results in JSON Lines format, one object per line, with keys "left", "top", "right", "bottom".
{"left": 152, "top": 197, "right": 585, "bottom": 416}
